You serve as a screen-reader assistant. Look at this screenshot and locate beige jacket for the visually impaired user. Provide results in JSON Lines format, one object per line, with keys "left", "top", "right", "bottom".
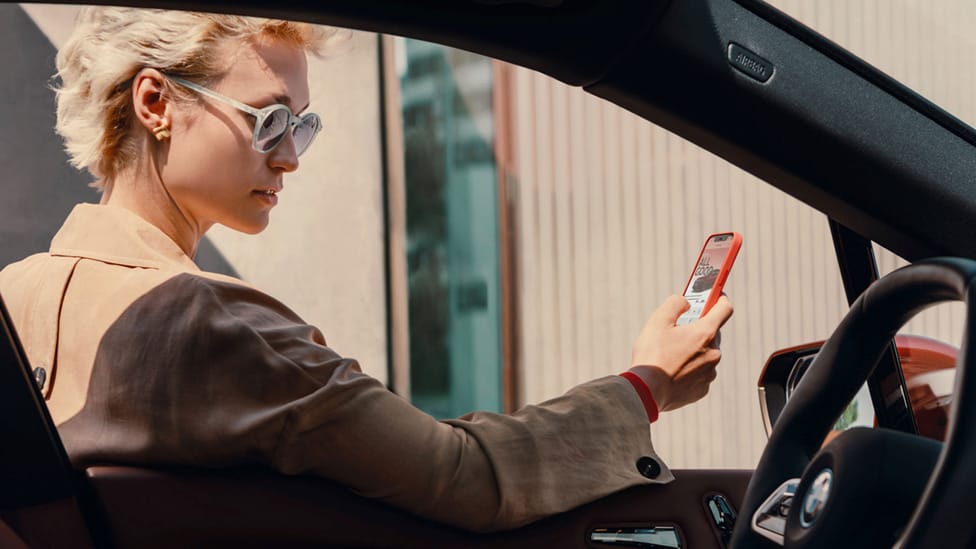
{"left": 0, "top": 204, "right": 672, "bottom": 531}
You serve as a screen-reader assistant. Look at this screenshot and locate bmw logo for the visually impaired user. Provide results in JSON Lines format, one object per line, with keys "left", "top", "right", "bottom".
{"left": 801, "top": 469, "right": 833, "bottom": 528}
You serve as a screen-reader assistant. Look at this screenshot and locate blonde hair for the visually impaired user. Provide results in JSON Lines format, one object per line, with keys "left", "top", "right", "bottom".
{"left": 54, "top": 7, "right": 333, "bottom": 185}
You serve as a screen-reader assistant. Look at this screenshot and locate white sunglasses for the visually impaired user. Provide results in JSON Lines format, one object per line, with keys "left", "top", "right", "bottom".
{"left": 165, "top": 75, "right": 322, "bottom": 156}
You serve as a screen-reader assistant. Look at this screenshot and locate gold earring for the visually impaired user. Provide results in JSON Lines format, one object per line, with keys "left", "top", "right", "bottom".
{"left": 152, "top": 122, "right": 171, "bottom": 141}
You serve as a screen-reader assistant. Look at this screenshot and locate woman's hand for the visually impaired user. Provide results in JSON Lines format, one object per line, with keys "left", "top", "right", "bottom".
{"left": 628, "top": 295, "right": 733, "bottom": 412}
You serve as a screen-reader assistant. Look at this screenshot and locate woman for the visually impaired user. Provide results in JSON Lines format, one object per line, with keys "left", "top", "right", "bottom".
{"left": 0, "top": 7, "right": 732, "bottom": 532}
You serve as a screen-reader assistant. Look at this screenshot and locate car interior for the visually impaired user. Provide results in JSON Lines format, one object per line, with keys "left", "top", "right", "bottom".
{"left": 3, "top": 0, "right": 976, "bottom": 547}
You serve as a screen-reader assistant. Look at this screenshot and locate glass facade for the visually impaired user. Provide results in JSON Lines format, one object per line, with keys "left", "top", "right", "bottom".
{"left": 396, "top": 39, "right": 502, "bottom": 418}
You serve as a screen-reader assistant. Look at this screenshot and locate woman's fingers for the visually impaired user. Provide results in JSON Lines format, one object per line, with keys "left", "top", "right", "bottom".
{"left": 699, "top": 295, "right": 733, "bottom": 333}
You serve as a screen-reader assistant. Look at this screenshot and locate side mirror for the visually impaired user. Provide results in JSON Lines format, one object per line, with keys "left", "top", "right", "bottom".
{"left": 756, "top": 342, "right": 822, "bottom": 436}
{"left": 757, "top": 336, "right": 957, "bottom": 441}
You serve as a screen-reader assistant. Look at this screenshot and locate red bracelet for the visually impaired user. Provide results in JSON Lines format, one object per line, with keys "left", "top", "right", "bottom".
{"left": 620, "top": 372, "right": 660, "bottom": 423}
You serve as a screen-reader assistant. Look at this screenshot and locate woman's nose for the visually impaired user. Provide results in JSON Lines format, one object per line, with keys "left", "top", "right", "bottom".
{"left": 268, "top": 133, "right": 300, "bottom": 173}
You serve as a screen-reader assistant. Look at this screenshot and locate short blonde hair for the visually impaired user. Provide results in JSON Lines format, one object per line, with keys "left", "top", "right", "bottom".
{"left": 55, "top": 7, "right": 332, "bottom": 184}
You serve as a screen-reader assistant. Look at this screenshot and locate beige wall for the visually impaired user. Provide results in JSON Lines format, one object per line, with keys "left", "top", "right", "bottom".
{"left": 207, "top": 32, "right": 388, "bottom": 383}
{"left": 509, "top": 66, "right": 846, "bottom": 468}
{"left": 506, "top": 0, "right": 969, "bottom": 467}
{"left": 21, "top": 6, "right": 389, "bottom": 383}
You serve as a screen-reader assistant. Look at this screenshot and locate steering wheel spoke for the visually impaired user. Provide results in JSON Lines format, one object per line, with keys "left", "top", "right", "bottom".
{"left": 750, "top": 478, "right": 800, "bottom": 545}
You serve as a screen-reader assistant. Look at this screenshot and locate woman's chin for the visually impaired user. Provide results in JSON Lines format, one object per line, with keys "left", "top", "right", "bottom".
{"left": 224, "top": 216, "right": 270, "bottom": 235}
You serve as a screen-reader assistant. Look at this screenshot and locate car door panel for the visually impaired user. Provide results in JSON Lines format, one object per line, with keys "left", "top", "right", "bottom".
{"left": 85, "top": 466, "right": 751, "bottom": 548}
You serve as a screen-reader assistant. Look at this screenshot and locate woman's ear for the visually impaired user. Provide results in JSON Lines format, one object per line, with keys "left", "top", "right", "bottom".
{"left": 131, "top": 68, "right": 171, "bottom": 138}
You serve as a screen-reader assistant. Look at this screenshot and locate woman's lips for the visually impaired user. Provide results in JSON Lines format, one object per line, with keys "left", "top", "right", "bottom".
{"left": 252, "top": 188, "right": 279, "bottom": 206}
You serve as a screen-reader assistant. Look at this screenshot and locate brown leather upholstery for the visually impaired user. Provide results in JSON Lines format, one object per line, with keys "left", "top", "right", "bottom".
{"left": 85, "top": 466, "right": 751, "bottom": 548}
{"left": 0, "top": 518, "right": 28, "bottom": 549}
{"left": 0, "top": 498, "right": 94, "bottom": 549}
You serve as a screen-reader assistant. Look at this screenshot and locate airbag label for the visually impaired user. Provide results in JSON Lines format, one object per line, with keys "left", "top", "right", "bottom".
{"left": 728, "top": 43, "right": 774, "bottom": 82}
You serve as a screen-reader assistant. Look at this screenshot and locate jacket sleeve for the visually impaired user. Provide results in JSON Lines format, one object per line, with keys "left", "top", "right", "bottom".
{"left": 62, "top": 273, "right": 673, "bottom": 532}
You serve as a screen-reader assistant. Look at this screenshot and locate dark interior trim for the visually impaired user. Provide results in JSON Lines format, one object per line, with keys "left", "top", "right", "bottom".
{"left": 829, "top": 219, "right": 914, "bottom": 434}
{"left": 84, "top": 465, "right": 752, "bottom": 548}
{"left": 65, "top": 0, "right": 674, "bottom": 88}
{"left": 0, "top": 297, "right": 75, "bottom": 509}
{"left": 733, "top": 0, "right": 976, "bottom": 151}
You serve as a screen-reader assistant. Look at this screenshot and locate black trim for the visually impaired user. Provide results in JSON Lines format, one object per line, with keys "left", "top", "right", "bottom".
{"left": 829, "top": 220, "right": 915, "bottom": 435}
{"left": 734, "top": 0, "right": 976, "bottom": 150}
{"left": 0, "top": 296, "right": 76, "bottom": 509}
{"left": 103, "top": 0, "right": 674, "bottom": 88}
{"left": 377, "top": 35, "right": 397, "bottom": 393}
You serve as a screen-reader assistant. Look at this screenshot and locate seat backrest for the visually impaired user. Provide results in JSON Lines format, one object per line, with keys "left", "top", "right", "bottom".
{"left": 0, "top": 296, "right": 95, "bottom": 547}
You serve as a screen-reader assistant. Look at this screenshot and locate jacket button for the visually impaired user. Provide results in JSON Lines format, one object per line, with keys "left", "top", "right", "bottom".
{"left": 33, "top": 366, "right": 47, "bottom": 390}
{"left": 636, "top": 456, "right": 661, "bottom": 479}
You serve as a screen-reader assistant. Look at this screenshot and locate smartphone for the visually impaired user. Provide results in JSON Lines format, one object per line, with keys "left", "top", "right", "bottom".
{"left": 675, "top": 232, "right": 742, "bottom": 326}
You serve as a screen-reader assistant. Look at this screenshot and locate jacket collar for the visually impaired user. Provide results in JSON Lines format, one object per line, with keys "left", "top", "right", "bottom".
{"left": 49, "top": 203, "right": 200, "bottom": 271}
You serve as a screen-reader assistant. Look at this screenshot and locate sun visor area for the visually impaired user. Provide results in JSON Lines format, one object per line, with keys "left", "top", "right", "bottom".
{"left": 121, "top": 0, "right": 673, "bottom": 87}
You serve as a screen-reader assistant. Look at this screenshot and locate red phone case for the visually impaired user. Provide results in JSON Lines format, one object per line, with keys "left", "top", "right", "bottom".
{"left": 681, "top": 232, "right": 742, "bottom": 318}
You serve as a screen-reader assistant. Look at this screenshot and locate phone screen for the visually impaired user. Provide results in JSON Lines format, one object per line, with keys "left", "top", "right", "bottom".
{"left": 676, "top": 233, "right": 739, "bottom": 326}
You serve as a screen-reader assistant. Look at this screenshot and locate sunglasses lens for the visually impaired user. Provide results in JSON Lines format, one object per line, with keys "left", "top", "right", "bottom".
{"left": 254, "top": 107, "right": 291, "bottom": 152}
{"left": 292, "top": 114, "right": 322, "bottom": 156}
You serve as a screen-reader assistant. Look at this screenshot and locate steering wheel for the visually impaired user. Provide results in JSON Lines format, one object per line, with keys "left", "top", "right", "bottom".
{"left": 729, "top": 258, "right": 976, "bottom": 548}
